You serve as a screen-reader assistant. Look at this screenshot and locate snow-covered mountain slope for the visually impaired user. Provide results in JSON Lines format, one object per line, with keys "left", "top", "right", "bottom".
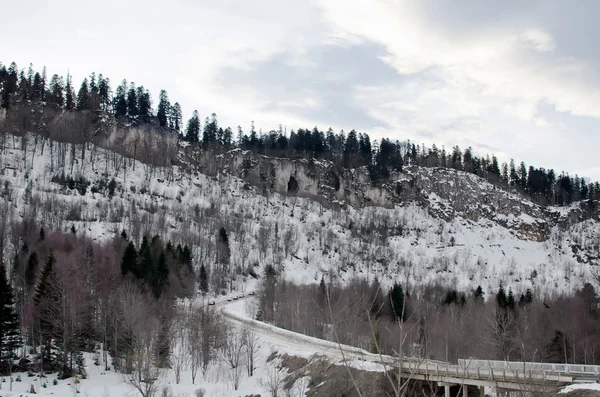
{"left": 1, "top": 132, "right": 599, "bottom": 297}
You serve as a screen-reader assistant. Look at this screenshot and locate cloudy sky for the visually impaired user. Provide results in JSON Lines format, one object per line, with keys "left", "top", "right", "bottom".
{"left": 3, "top": 0, "right": 600, "bottom": 180}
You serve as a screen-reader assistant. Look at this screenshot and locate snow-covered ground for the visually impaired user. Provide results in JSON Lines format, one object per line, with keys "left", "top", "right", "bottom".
{"left": 0, "top": 297, "right": 383, "bottom": 397}
{"left": 561, "top": 383, "right": 600, "bottom": 393}
{"left": 1, "top": 133, "right": 598, "bottom": 298}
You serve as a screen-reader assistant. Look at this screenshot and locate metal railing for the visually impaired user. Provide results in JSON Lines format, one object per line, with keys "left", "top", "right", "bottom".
{"left": 458, "top": 359, "right": 600, "bottom": 377}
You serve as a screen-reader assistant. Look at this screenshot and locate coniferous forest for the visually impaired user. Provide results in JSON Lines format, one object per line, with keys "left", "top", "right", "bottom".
{"left": 1, "top": 60, "right": 597, "bottom": 207}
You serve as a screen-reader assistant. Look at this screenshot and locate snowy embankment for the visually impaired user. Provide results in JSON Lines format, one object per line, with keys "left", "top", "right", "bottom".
{"left": 221, "top": 297, "right": 391, "bottom": 372}
{"left": 222, "top": 298, "right": 370, "bottom": 357}
{"left": 561, "top": 383, "right": 600, "bottom": 394}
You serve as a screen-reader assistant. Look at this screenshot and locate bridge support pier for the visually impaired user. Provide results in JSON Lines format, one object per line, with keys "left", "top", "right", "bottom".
{"left": 438, "top": 382, "right": 454, "bottom": 397}
{"left": 479, "top": 386, "right": 485, "bottom": 397}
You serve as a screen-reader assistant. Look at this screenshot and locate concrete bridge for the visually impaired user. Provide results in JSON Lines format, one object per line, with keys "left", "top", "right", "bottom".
{"left": 389, "top": 359, "right": 600, "bottom": 397}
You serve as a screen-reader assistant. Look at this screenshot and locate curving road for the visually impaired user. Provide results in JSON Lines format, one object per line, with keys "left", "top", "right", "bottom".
{"left": 214, "top": 295, "right": 594, "bottom": 392}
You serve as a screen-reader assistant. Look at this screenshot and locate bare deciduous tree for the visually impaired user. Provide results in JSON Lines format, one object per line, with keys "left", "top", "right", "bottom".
{"left": 222, "top": 327, "right": 246, "bottom": 390}
{"left": 120, "top": 283, "right": 162, "bottom": 397}
{"left": 242, "top": 326, "right": 260, "bottom": 377}
{"left": 260, "top": 359, "right": 286, "bottom": 397}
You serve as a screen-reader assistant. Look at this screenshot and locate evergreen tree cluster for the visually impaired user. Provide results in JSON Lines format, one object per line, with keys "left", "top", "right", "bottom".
{"left": 0, "top": 61, "right": 182, "bottom": 132}
{"left": 120, "top": 235, "right": 193, "bottom": 298}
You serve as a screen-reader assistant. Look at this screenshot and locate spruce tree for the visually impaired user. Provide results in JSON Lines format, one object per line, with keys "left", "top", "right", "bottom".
{"left": 139, "top": 236, "right": 155, "bottom": 283}
{"left": 496, "top": 284, "right": 507, "bottom": 309}
{"left": 25, "top": 252, "right": 39, "bottom": 288}
{"left": 317, "top": 276, "right": 327, "bottom": 309}
{"left": 181, "top": 245, "right": 192, "bottom": 266}
{"left": 0, "top": 262, "right": 20, "bottom": 359}
{"left": 48, "top": 74, "right": 64, "bottom": 107}
{"left": 507, "top": 289, "right": 516, "bottom": 311}
{"left": 113, "top": 80, "right": 128, "bottom": 117}
{"left": 443, "top": 290, "right": 459, "bottom": 305}
{"left": 185, "top": 110, "right": 201, "bottom": 142}
{"left": 199, "top": 264, "right": 208, "bottom": 293}
{"left": 369, "top": 277, "right": 384, "bottom": 317}
{"left": 97, "top": 74, "right": 111, "bottom": 112}
{"left": 157, "top": 90, "right": 170, "bottom": 127}
{"left": 153, "top": 251, "right": 169, "bottom": 298}
{"left": 121, "top": 242, "right": 138, "bottom": 276}
{"left": 474, "top": 285, "right": 484, "bottom": 302}
{"left": 171, "top": 102, "right": 182, "bottom": 132}
{"left": 137, "top": 87, "right": 152, "bottom": 118}
{"left": 127, "top": 83, "right": 138, "bottom": 116}
{"left": 389, "top": 282, "right": 405, "bottom": 321}
{"left": 34, "top": 250, "right": 55, "bottom": 306}
{"left": 65, "top": 73, "right": 75, "bottom": 110}
{"left": 546, "top": 330, "right": 571, "bottom": 363}
{"left": 524, "top": 288, "right": 534, "bottom": 304}
{"left": 31, "top": 72, "right": 43, "bottom": 100}
{"left": 76, "top": 78, "right": 90, "bottom": 110}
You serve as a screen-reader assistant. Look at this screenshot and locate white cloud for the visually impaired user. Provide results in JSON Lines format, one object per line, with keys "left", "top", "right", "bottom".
{"left": 520, "top": 28, "right": 556, "bottom": 52}
{"left": 316, "top": 0, "right": 600, "bottom": 121}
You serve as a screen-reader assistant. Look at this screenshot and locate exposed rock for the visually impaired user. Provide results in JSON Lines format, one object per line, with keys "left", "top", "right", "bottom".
{"left": 199, "top": 149, "right": 600, "bottom": 243}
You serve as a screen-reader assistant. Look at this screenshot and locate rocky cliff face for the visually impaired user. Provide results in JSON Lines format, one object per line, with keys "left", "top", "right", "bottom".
{"left": 202, "top": 149, "right": 600, "bottom": 244}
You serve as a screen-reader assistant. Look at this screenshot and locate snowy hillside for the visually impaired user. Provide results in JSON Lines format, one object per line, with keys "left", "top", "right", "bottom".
{"left": 1, "top": 132, "right": 599, "bottom": 297}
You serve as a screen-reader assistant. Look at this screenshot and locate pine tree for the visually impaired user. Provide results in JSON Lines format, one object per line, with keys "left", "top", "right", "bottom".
{"left": 496, "top": 284, "right": 507, "bottom": 309}
{"left": 202, "top": 113, "right": 218, "bottom": 148}
{"left": 546, "top": 330, "right": 571, "bottom": 363}
{"left": 18, "top": 70, "right": 30, "bottom": 100}
{"left": 369, "top": 277, "right": 384, "bottom": 317}
{"left": 157, "top": 90, "right": 170, "bottom": 128}
{"left": 153, "top": 251, "right": 169, "bottom": 298}
{"left": 139, "top": 236, "right": 155, "bottom": 283}
{"left": 127, "top": 83, "right": 138, "bottom": 117}
{"left": 509, "top": 159, "right": 518, "bottom": 187}
{"left": 199, "top": 264, "right": 208, "bottom": 293}
{"left": 31, "top": 72, "right": 43, "bottom": 100}
{"left": 507, "top": 289, "right": 516, "bottom": 311}
{"left": 41, "top": 66, "right": 47, "bottom": 101}
{"left": 121, "top": 242, "right": 138, "bottom": 276}
{"left": 137, "top": 86, "right": 152, "bottom": 118}
{"left": 181, "top": 245, "right": 192, "bottom": 266}
{"left": 65, "top": 72, "right": 75, "bottom": 110}
{"left": 25, "top": 252, "right": 39, "bottom": 289}
{"left": 389, "top": 282, "right": 405, "bottom": 321}
{"left": 48, "top": 74, "right": 64, "bottom": 107}
{"left": 317, "top": 276, "right": 327, "bottom": 309}
{"left": 524, "top": 288, "right": 533, "bottom": 304}
{"left": 185, "top": 110, "right": 201, "bottom": 142}
{"left": 113, "top": 80, "right": 128, "bottom": 117}
{"left": 0, "top": 262, "right": 20, "bottom": 359}
{"left": 97, "top": 74, "right": 112, "bottom": 112}
{"left": 518, "top": 161, "right": 528, "bottom": 191}
{"left": 76, "top": 78, "right": 90, "bottom": 110}
{"left": 39, "top": 226, "right": 46, "bottom": 241}
{"left": 171, "top": 102, "right": 182, "bottom": 133}
{"left": 474, "top": 285, "right": 485, "bottom": 302}
{"left": 443, "top": 290, "right": 459, "bottom": 305}
{"left": 34, "top": 250, "right": 55, "bottom": 306}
